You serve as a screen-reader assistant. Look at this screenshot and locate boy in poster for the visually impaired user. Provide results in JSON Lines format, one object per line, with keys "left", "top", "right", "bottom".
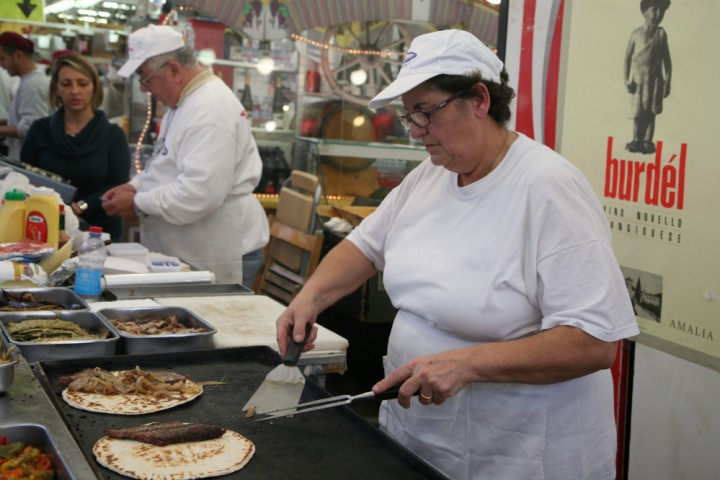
{"left": 624, "top": 0, "right": 672, "bottom": 155}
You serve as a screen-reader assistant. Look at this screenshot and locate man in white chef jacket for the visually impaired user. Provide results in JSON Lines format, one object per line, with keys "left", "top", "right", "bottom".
{"left": 103, "top": 25, "right": 269, "bottom": 287}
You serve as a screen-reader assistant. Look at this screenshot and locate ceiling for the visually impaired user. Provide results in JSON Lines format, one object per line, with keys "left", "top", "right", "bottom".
{"left": 179, "top": 0, "right": 500, "bottom": 47}
{"left": 42, "top": 0, "right": 499, "bottom": 47}
{"left": 43, "top": 0, "right": 143, "bottom": 26}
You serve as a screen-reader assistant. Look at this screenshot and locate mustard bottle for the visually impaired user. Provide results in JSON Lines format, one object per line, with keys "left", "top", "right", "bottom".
{"left": 0, "top": 189, "right": 27, "bottom": 244}
{"left": 25, "top": 187, "right": 60, "bottom": 248}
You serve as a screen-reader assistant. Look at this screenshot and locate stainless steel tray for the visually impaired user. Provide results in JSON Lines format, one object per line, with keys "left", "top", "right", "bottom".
{"left": 0, "top": 287, "right": 89, "bottom": 313}
{"left": 0, "top": 356, "right": 97, "bottom": 478}
{"left": 0, "top": 424, "right": 76, "bottom": 479}
{"left": 0, "top": 311, "right": 118, "bottom": 362}
{"left": 0, "top": 333, "right": 19, "bottom": 393}
{"left": 106, "top": 283, "right": 253, "bottom": 300}
{"left": 97, "top": 306, "right": 216, "bottom": 355}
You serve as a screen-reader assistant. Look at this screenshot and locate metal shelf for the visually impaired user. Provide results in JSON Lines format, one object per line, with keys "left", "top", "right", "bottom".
{"left": 297, "top": 137, "right": 427, "bottom": 162}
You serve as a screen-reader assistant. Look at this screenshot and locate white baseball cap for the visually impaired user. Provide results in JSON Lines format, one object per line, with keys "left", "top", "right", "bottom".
{"left": 117, "top": 24, "right": 185, "bottom": 77}
{"left": 368, "top": 29, "right": 503, "bottom": 110}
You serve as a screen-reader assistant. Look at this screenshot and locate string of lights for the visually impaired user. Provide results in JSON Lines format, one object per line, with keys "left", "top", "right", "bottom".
{"left": 290, "top": 33, "right": 401, "bottom": 59}
{"left": 133, "top": 9, "right": 175, "bottom": 173}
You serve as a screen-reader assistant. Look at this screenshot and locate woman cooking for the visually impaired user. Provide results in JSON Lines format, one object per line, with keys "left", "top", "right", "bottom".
{"left": 275, "top": 29, "right": 639, "bottom": 479}
{"left": 21, "top": 53, "right": 130, "bottom": 241}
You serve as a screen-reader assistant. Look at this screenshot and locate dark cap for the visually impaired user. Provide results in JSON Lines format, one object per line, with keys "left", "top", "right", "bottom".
{"left": 0, "top": 32, "right": 35, "bottom": 54}
{"left": 52, "top": 49, "right": 73, "bottom": 63}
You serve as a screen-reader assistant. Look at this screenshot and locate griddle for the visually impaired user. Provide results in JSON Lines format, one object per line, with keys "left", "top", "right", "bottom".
{"left": 34, "top": 346, "right": 449, "bottom": 480}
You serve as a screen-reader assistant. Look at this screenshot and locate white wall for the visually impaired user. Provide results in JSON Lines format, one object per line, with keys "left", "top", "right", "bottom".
{"left": 628, "top": 344, "right": 720, "bottom": 480}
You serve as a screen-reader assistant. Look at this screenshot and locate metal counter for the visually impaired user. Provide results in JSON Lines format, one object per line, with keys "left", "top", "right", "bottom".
{"left": 0, "top": 290, "right": 351, "bottom": 478}
{"left": 0, "top": 357, "right": 97, "bottom": 478}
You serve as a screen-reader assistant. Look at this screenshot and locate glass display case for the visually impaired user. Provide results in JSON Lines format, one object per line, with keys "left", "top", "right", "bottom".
{"left": 292, "top": 137, "right": 427, "bottom": 204}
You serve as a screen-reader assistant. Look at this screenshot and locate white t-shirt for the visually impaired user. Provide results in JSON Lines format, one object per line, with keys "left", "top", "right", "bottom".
{"left": 347, "top": 133, "right": 639, "bottom": 479}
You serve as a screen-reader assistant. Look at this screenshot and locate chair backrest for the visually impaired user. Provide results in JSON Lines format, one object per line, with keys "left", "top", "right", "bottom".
{"left": 271, "top": 170, "right": 321, "bottom": 275}
{"left": 255, "top": 217, "right": 324, "bottom": 304}
{"left": 254, "top": 170, "right": 324, "bottom": 303}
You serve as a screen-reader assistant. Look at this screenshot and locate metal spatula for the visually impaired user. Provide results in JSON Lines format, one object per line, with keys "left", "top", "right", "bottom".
{"left": 255, "top": 387, "right": 419, "bottom": 421}
{"left": 242, "top": 323, "right": 311, "bottom": 415}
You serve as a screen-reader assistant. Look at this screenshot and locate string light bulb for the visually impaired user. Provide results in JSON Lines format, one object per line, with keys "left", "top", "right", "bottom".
{"left": 134, "top": 8, "right": 175, "bottom": 173}
{"left": 291, "top": 33, "right": 400, "bottom": 59}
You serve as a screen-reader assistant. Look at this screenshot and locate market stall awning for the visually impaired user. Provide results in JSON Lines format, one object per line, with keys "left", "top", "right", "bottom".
{"left": 181, "top": 0, "right": 500, "bottom": 46}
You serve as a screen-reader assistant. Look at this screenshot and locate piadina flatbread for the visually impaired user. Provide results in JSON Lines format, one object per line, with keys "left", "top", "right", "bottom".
{"left": 93, "top": 430, "right": 255, "bottom": 479}
{"left": 62, "top": 370, "right": 203, "bottom": 415}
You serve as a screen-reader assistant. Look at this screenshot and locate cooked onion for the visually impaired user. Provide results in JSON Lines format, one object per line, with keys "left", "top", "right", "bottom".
{"left": 64, "top": 366, "right": 200, "bottom": 397}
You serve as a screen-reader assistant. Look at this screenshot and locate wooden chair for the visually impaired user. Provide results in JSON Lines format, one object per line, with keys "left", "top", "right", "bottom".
{"left": 254, "top": 171, "right": 324, "bottom": 304}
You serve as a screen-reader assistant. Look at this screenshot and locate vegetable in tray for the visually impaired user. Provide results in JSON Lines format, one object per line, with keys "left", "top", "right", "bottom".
{"left": 0, "top": 436, "right": 54, "bottom": 479}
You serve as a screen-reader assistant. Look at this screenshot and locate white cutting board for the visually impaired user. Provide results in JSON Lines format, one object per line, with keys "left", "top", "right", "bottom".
{"left": 155, "top": 295, "right": 349, "bottom": 354}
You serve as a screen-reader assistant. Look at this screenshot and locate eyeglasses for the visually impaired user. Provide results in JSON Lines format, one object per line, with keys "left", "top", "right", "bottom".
{"left": 396, "top": 90, "right": 468, "bottom": 132}
{"left": 137, "top": 62, "right": 169, "bottom": 87}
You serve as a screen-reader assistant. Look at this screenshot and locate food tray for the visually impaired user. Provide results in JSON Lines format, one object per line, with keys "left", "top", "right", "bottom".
{"left": 34, "top": 346, "right": 449, "bottom": 480}
{"left": 106, "top": 282, "right": 253, "bottom": 299}
{"left": 0, "top": 311, "right": 118, "bottom": 362}
{"left": 97, "top": 306, "right": 216, "bottom": 355}
{"left": 0, "top": 334, "right": 19, "bottom": 393}
{"left": 0, "top": 424, "right": 76, "bottom": 479}
{"left": 0, "top": 287, "right": 89, "bottom": 313}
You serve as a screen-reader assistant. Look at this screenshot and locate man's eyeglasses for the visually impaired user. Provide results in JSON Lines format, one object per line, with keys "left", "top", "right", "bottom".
{"left": 137, "top": 62, "right": 169, "bottom": 87}
{"left": 396, "top": 90, "right": 468, "bottom": 132}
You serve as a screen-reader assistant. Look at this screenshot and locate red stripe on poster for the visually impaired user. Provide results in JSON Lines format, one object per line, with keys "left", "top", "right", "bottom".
{"left": 516, "top": 0, "right": 536, "bottom": 139}
{"left": 543, "top": 0, "right": 564, "bottom": 150}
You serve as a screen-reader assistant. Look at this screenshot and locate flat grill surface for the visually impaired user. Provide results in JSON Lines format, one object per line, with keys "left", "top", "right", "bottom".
{"left": 35, "top": 346, "right": 447, "bottom": 480}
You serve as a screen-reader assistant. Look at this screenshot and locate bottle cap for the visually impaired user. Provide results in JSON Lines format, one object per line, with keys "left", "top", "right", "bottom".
{"left": 31, "top": 186, "right": 54, "bottom": 196}
{"left": 4, "top": 189, "right": 26, "bottom": 201}
{"left": 89, "top": 226, "right": 103, "bottom": 233}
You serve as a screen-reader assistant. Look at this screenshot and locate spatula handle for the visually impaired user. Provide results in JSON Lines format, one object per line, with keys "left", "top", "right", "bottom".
{"left": 283, "top": 322, "right": 312, "bottom": 366}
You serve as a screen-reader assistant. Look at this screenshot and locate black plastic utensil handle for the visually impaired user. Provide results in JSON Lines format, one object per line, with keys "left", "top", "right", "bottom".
{"left": 372, "top": 387, "right": 420, "bottom": 401}
{"left": 283, "top": 322, "right": 312, "bottom": 366}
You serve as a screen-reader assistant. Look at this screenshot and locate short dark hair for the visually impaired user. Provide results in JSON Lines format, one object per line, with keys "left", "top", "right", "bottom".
{"left": 427, "top": 69, "right": 516, "bottom": 125}
{"left": 49, "top": 53, "right": 104, "bottom": 110}
{"left": 641, "top": 0, "right": 671, "bottom": 13}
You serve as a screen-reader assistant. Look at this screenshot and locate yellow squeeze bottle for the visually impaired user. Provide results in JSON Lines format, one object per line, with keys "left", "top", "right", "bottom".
{"left": 0, "top": 189, "right": 27, "bottom": 243}
{"left": 25, "top": 187, "right": 60, "bottom": 248}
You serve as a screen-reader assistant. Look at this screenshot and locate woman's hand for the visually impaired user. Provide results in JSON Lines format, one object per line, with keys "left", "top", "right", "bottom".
{"left": 373, "top": 350, "right": 474, "bottom": 408}
{"left": 372, "top": 326, "right": 618, "bottom": 408}
{"left": 275, "top": 295, "right": 319, "bottom": 358}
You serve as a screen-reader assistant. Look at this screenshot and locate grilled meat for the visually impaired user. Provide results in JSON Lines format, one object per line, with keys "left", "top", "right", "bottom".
{"left": 104, "top": 421, "right": 226, "bottom": 446}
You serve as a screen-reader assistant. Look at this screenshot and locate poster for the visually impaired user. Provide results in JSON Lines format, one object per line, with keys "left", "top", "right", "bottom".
{"left": 557, "top": 1, "right": 719, "bottom": 359}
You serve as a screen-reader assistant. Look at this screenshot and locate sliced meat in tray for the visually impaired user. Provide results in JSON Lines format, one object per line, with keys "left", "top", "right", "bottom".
{"left": 34, "top": 346, "right": 449, "bottom": 480}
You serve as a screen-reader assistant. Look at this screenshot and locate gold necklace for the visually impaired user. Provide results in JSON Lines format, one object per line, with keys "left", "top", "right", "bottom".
{"left": 484, "top": 128, "right": 510, "bottom": 177}
{"left": 459, "top": 129, "right": 512, "bottom": 186}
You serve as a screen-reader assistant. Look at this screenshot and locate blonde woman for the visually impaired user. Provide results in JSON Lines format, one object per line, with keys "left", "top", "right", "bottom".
{"left": 21, "top": 53, "right": 130, "bottom": 241}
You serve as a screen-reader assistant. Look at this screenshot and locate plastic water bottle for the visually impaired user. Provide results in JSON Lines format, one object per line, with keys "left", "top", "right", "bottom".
{"left": 74, "top": 226, "right": 106, "bottom": 301}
